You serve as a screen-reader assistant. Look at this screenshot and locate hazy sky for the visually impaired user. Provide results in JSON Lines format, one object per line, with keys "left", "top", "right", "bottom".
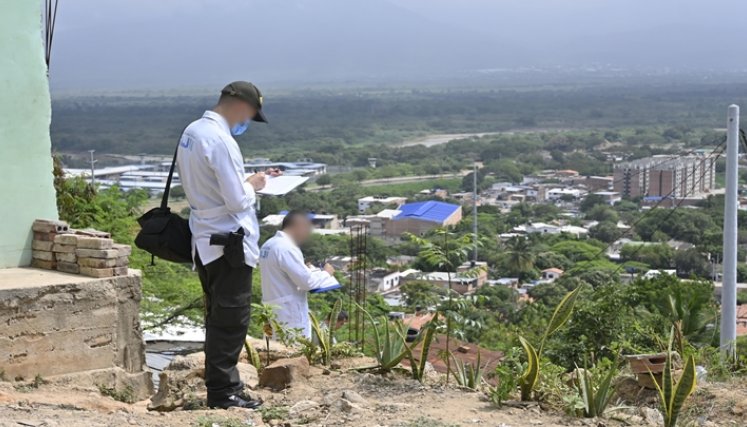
{"left": 48, "top": 0, "right": 747, "bottom": 91}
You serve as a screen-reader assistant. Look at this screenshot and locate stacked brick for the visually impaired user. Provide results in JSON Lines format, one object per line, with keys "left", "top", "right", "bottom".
{"left": 30, "top": 219, "right": 132, "bottom": 278}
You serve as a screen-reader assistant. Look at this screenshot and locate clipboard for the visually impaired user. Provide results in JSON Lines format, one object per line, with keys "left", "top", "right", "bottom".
{"left": 309, "top": 283, "right": 342, "bottom": 294}
{"left": 257, "top": 176, "right": 309, "bottom": 196}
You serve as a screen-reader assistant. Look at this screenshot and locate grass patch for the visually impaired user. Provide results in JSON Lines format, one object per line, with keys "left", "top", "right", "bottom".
{"left": 258, "top": 405, "right": 290, "bottom": 423}
{"left": 98, "top": 384, "right": 135, "bottom": 404}
{"left": 399, "top": 417, "right": 459, "bottom": 427}
{"left": 194, "top": 415, "right": 251, "bottom": 427}
{"left": 14, "top": 374, "right": 46, "bottom": 393}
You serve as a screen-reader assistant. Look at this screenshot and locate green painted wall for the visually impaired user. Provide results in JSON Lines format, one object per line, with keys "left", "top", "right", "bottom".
{"left": 0, "top": 1, "right": 59, "bottom": 268}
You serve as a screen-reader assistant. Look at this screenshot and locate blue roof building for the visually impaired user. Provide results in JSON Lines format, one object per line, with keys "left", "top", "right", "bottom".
{"left": 387, "top": 201, "right": 462, "bottom": 236}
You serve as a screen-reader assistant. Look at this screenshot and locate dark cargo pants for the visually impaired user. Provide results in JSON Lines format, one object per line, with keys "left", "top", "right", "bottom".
{"left": 195, "top": 252, "right": 252, "bottom": 401}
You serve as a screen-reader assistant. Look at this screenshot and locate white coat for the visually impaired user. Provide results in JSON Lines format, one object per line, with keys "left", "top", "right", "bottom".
{"left": 259, "top": 231, "right": 338, "bottom": 338}
{"left": 176, "top": 110, "right": 260, "bottom": 267}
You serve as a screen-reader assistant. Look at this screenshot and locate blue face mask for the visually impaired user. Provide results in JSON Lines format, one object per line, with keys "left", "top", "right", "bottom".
{"left": 230, "top": 120, "right": 251, "bottom": 136}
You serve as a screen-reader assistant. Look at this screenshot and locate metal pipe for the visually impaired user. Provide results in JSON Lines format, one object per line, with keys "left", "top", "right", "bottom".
{"left": 720, "top": 104, "right": 739, "bottom": 359}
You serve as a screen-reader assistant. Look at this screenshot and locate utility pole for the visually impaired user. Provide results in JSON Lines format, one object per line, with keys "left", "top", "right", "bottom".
{"left": 88, "top": 149, "right": 97, "bottom": 187}
{"left": 472, "top": 162, "right": 478, "bottom": 265}
{"left": 721, "top": 104, "right": 739, "bottom": 359}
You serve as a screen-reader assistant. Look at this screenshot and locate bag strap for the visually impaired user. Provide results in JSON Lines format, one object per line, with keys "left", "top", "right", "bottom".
{"left": 160, "top": 130, "right": 185, "bottom": 210}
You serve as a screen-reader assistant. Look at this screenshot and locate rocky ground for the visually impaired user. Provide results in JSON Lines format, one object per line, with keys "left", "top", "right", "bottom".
{"left": 1, "top": 343, "right": 746, "bottom": 427}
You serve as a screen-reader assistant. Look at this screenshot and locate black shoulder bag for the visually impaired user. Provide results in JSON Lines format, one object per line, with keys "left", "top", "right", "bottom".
{"left": 134, "top": 136, "right": 193, "bottom": 264}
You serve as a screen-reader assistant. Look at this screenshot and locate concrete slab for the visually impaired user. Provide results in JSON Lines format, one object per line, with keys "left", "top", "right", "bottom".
{"left": 0, "top": 267, "right": 152, "bottom": 400}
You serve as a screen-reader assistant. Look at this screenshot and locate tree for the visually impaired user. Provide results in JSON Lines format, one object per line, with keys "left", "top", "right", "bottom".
{"left": 400, "top": 281, "right": 446, "bottom": 311}
{"left": 588, "top": 221, "right": 620, "bottom": 243}
{"left": 315, "top": 174, "right": 332, "bottom": 187}
{"left": 504, "top": 237, "right": 535, "bottom": 278}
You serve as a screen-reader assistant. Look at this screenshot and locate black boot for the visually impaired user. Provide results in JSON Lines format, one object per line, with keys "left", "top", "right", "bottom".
{"left": 208, "top": 392, "right": 263, "bottom": 410}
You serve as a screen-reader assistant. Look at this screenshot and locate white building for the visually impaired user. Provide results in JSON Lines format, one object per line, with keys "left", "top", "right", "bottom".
{"left": 357, "top": 196, "right": 407, "bottom": 213}
{"left": 547, "top": 188, "right": 585, "bottom": 201}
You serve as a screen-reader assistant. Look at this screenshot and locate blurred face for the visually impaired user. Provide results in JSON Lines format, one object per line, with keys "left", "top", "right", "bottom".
{"left": 288, "top": 216, "right": 314, "bottom": 245}
{"left": 227, "top": 100, "right": 258, "bottom": 127}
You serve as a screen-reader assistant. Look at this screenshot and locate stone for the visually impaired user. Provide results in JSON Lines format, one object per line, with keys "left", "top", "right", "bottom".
{"left": 76, "top": 248, "right": 118, "bottom": 259}
{"left": 341, "top": 390, "right": 367, "bottom": 406}
{"left": 78, "top": 257, "right": 118, "bottom": 268}
{"left": 115, "top": 256, "right": 130, "bottom": 267}
{"left": 56, "top": 262, "right": 80, "bottom": 274}
{"left": 237, "top": 362, "right": 259, "bottom": 389}
{"left": 76, "top": 236, "right": 114, "bottom": 250}
{"left": 52, "top": 243, "right": 77, "bottom": 253}
{"left": 114, "top": 267, "right": 129, "bottom": 276}
{"left": 290, "top": 400, "right": 319, "bottom": 416}
{"left": 55, "top": 252, "right": 77, "bottom": 263}
{"left": 32, "top": 219, "right": 69, "bottom": 233}
{"left": 639, "top": 407, "right": 663, "bottom": 426}
{"left": 74, "top": 228, "right": 111, "bottom": 239}
{"left": 79, "top": 266, "right": 114, "bottom": 278}
{"left": 31, "top": 240, "right": 54, "bottom": 251}
{"left": 30, "top": 259, "right": 56, "bottom": 270}
{"left": 258, "top": 356, "right": 310, "bottom": 391}
{"left": 113, "top": 244, "right": 132, "bottom": 257}
{"left": 168, "top": 352, "right": 205, "bottom": 374}
{"left": 54, "top": 234, "right": 79, "bottom": 245}
{"left": 32, "top": 250, "right": 55, "bottom": 261}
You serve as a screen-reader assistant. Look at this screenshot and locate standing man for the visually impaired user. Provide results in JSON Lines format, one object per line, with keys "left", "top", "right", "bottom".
{"left": 259, "top": 210, "right": 338, "bottom": 339}
{"left": 176, "top": 81, "right": 268, "bottom": 409}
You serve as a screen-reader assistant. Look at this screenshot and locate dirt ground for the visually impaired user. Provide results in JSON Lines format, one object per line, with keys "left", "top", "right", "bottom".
{"left": 1, "top": 363, "right": 746, "bottom": 427}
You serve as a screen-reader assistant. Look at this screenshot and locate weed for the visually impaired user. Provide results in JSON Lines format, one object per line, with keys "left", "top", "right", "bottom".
{"left": 259, "top": 405, "right": 289, "bottom": 423}
{"left": 98, "top": 384, "right": 135, "bottom": 404}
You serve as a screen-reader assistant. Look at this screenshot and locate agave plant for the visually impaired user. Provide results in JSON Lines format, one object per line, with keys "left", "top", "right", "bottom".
{"left": 358, "top": 304, "right": 410, "bottom": 371}
{"left": 571, "top": 357, "right": 619, "bottom": 418}
{"left": 404, "top": 313, "right": 440, "bottom": 382}
{"left": 518, "top": 285, "right": 582, "bottom": 400}
{"left": 649, "top": 328, "right": 697, "bottom": 427}
{"left": 243, "top": 339, "right": 263, "bottom": 371}
{"left": 451, "top": 350, "right": 484, "bottom": 390}
{"left": 309, "top": 299, "right": 343, "bottom": 366}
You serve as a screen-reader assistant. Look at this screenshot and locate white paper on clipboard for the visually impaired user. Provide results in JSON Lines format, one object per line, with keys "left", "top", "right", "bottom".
{"left": 257, "top": 176, "right": 309, "bottom": 196}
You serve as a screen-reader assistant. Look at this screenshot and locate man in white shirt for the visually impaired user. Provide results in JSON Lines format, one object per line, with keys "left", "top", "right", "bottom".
{"left": 259, "top": 211, "right": 338, "bottom": 339}
{"left": 176, "top": 81, "right": 271, "bottom": 410}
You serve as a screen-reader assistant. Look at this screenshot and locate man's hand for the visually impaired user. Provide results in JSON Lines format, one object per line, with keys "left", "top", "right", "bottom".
{"left": 266, "top": 167, "right": 283, "bottom": 177}
{"left": 323, "top": 263, "right": 335, "bottom": 275}
{"left": 246, "top": 172, "right": 267, "bottom": 191}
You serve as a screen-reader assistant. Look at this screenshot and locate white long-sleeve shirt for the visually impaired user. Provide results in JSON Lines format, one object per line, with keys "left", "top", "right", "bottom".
{"left": 176, "top": 110, "right": 260, "bottom": 267}
{"left": 259, "top": 231, "right": 338, "bottom": 338}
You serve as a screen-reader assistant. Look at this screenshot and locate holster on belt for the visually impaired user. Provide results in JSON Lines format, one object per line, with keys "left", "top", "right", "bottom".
{"left": 209, "top": 227, "right": 246, "bottom": 268}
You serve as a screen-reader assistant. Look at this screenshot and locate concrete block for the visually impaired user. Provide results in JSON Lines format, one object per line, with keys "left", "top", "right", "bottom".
{"left": 32, "top": 250, "right": 55, "bottom": 261}
{"left": 78, "top": 257, "right": 117, "bottom": 268}
{"left": 31, "top": 240, "right": 54, "bottom": 251}
{"left": 79, "top": 266, "right": 114, "bottom": 278}
{"left": 113, "top": 267, "right": 129, "bottom": 276}
{"left": 76, "top": 248, "right": 118, "bottom": 259}
{"left": 55, "top": 252, "right": 77, "bottom": 263}
{"left": 0, "top": 268, "right": 152, "bottom": 401}
{"left": 115, "top": 256, "right": 129, "bottom": 267}
{"left": 33, "top": 231, "right": 57, "bottom": 242}
{"left": 54, "top": 234, "right": 79, "bottom": 245}
{"left": 57, "top": 262, "right": 80, "bottom": 274}
{"left": 76, "top": 236, "right": 113, "bottom": 250}
{"left": 113, "top": 243, "right": 132, "bottom": 257}
{"left": 32, "top": 219, "right": 69, "bottom": 234}
{"left": 31, "top": 259, "right": 56, "bottom": 270}
{"left": 73, "top": 228, "right": 111, "bottom": 239}
{"left": 52, "top": 243, "right": 76, "bottom": 253}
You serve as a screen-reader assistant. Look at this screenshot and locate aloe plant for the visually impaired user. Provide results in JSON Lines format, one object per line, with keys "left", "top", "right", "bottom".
{"left": 243, "top": 339, "right": 262, "bottom": 371}
{"left": 649, "top": 328, "right": 698, "bottom": 427}
{"left": 451, "top": 350, "right": 484, "bottom": 390}
{"left": 518, "top": 285, "right": 582, "bottom": 401}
